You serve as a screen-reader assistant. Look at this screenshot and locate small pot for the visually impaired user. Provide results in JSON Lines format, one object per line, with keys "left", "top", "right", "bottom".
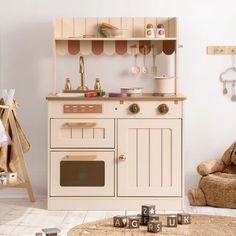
{"left": 153, "top": 77, "right": 175, "bottom": 96}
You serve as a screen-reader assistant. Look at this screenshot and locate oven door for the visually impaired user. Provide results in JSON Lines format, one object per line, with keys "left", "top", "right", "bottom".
{"left": 50, "top": 151, "right": 115, "bottom": 196}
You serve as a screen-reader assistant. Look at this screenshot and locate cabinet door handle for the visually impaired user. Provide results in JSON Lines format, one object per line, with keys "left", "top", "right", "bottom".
{"left": 66, "top": 155, "right": 97, "bottom": 160}
{"left": 65, "top": 121, "right": 97, "bottom": 128}
{"left": 119, "top": 154, "right": 126, "bottom": 161}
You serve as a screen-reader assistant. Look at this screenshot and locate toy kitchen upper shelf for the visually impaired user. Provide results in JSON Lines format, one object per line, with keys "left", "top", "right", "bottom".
{"left": 54, "top": 17, "right": 178, "bottom": 56}
{"left": 55, "top": 37, "right": 177, "bottom": 41}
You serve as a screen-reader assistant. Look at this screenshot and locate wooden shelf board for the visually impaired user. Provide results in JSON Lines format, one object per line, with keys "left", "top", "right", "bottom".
{"left": 46, "top": 93, "right": 186, "bottom": 101}
{"left": 0, "top": 181, "right": 26, "bottom": 189}
{"left": 55, "top": 37, "right": 177, "bottom": 41}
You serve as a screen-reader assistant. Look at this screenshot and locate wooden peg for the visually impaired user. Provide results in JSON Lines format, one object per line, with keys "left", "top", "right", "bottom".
{"left": 177, "top": 213, "right": 191, "bottom": 224}
{"left": 113, "top": 216, "right": 127, "bottom": 227}
{"left": 147, "top": 220, "right": 162, "bottom": 233}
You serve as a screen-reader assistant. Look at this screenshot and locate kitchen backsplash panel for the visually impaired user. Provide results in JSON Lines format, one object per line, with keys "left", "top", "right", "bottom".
{"left": 56, "top": 54, "right": 175, "bottom": 93}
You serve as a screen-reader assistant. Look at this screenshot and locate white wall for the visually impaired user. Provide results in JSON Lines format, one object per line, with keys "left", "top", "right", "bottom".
{"left": 1, "top": 0, "right": 236, "bottom": 197}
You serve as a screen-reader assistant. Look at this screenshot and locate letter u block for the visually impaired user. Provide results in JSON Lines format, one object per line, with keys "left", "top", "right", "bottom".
{"left": 167, "top": 215, "right": 177, "bottom": 227}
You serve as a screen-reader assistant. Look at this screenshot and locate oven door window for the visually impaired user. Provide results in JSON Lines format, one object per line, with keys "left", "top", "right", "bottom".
{"left": 60, "top": 161, "right": 105, "bottom": 187}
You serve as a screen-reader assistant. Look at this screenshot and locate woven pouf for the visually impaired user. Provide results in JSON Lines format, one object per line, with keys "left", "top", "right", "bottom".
{"left": 68, "top": 214, "right": 236, "bottom": 236}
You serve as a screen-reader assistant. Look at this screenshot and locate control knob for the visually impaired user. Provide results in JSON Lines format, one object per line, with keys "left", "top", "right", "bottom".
{"left": 129, "top": 103, "right": 140, "bottom": 114}
{"left": 157, "top": 104, "right": 169, "bottom": 114}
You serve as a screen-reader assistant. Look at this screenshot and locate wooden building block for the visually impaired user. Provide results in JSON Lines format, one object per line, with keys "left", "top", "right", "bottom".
{"left": 141, "top": 204, "right": 156, "bottom": 216}
{"left": 147, "top": 220, "right": 162, "bottom": 233}
{"left": 149, "top": 214, "right": 159, "bottom": 222}
{"left": 167, "top": 215, "right": 177, "bottom": 227}
{"left": 138, "top": 214, "right": 149, "bottom": 225}
{"left": 113, "top": 215, "right": 127, "bottom": 227}
{"left": 42, "top": 228, "right": 61, "bottom": 236}
{"left": 177, "top": 213, "right": 191, "bottom": 225}
{"left": 128, "top": 216, "right": 140, "bottom": 228}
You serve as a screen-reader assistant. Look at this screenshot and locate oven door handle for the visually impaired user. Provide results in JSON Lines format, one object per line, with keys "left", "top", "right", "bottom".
{"left": 65, "top": 121, "right": 97, "bottom": 128}
{"left": 66, "top": 155, "right": 97, "bottom": 160}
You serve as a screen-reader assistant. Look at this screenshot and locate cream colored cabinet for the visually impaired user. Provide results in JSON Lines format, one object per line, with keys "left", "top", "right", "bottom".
{"left": 48, "top": 100, "right": 184, "bottom": 210}
{"left": 117, "top": 119, "right": 181, "bottom": 197}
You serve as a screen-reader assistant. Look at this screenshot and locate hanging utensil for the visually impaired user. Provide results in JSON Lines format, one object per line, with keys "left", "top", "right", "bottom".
{"left": 223, "top": 81, "right": 228, "bottom": 95}
{"left": 131, "top": 54, "right": 140, "bottom": 74}
{"left": 231, "top": 81, "right": 236, "bottom": 101}
{"left": 150, "top": 45, "right": 157, "bottom": 76}
{"left": 142, "top": 45, "right": 148, "bottom": 74}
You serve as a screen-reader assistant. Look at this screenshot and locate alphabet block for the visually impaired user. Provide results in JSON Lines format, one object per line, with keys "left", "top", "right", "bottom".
{"left": 113, "top": 215, "right": 127, "bottom": 227}
{"left": 42, "top": 228, "right": 61, "bottom": 236}
{"left": 147, "top": 220, "right": 162, "bottom": 233}
{"left": 141, "top": 204, "right": 156, "bottom": 216}
{"left": 139, "top": 215, "right": 149, "bottom": 225}
{"left": 167, "top": 215, "right": 177, "bottom": 227}
{"left": 128, "top": 216, "right": 140, "bottom": 228}
{"left": 149, "top": 214, "right": 159, "bottom": 222}
{"left": 177, "top": 213, "right": 191, "bottom": 225}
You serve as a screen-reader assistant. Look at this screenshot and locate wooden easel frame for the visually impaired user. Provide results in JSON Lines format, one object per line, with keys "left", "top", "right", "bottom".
{"left": 0, "top": 104, "right": 35, "bottom": 202}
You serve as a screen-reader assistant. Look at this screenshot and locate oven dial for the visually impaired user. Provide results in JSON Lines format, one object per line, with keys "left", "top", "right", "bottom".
{"left": 129, "top": 103, "right": 140, "bottom": 114}
{"left": 158, "top": 104, "right": 169, "bottom": 114}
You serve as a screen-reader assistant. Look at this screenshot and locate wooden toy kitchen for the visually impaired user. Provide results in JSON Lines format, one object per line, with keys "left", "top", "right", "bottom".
{"left": 46, "top": 17, "right": 185, "bottom": 210}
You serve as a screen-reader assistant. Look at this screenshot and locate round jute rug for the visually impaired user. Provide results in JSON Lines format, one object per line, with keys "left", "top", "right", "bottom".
{"left": 68, "top": 214, "right": 236, "bottom": 236}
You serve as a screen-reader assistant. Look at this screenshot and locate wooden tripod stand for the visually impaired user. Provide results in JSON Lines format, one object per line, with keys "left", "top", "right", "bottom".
{"left": 0, "top": 104, "right": 35, "bottom": 202}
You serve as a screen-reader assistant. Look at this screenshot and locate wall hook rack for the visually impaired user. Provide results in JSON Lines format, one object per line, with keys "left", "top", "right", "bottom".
{"left": 207, "top": 46, "right": 236, "bottom": 55}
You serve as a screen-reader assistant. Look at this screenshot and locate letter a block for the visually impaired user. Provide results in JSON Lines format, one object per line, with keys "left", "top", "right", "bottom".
{"left": 147, "top": 220, "right": 162, "bottom": 233}
{"left": 128, "top": 216, "right": 140, "bottom": 229}
{"left": 167, "top": 215, "right": 177, "bottom": 227}
{"left": 177, "top": 213, "right": 191, "bottom": 225}
{"left": 113, "top": 216, "right": 127, "bottom": 227}
{"left": 141, "top": 205, "right": 156, "bottom": 216}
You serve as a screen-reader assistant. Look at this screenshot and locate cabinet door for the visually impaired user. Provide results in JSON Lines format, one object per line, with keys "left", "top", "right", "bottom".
{"left": 118, "top": 119, "right": 181, "bottom": 197}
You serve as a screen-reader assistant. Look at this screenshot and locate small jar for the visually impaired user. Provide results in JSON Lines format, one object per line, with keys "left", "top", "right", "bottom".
{"left": 64, "top": 78, "right": 71, "bottom": 91}
{"left": 94, "top": 78, "right": 101, "bottom": 91}
{"left": 156, "top": 24, "right": 165, "bottom": 38}
{"left": 145, "top": 24, "right": 154, "bottom": 38}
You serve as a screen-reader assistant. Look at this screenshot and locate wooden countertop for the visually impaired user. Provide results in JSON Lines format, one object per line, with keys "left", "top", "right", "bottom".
{"left": 46, "top": 93, "right": 186, "bottom": 101}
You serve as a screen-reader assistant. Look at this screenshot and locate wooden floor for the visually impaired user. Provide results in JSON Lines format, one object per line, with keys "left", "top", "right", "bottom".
{"left": 0, "top": 197, "right": 235, "bottom": 236}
